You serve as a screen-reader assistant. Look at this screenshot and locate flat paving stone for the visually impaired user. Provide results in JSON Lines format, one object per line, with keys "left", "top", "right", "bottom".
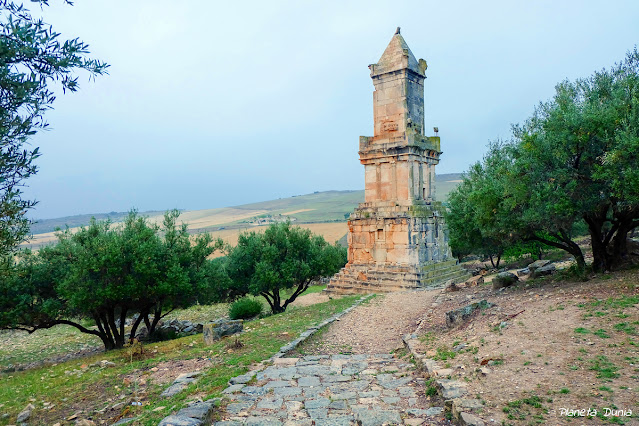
{"left": 297, "top": 376, "right": 321, "bottom": 387}
{"left": 263, "top": 380, "right": 291, "bottom": 389}
{"left": 215, "top": 354, "right": 451, "bottom": 425}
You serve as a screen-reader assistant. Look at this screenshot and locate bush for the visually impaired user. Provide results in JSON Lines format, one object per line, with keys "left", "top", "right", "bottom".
{"left": 229, "top": 298, "right": 263, "bottom": 320}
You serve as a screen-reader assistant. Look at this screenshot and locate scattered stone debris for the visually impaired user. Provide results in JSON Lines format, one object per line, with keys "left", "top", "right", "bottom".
{"left": 202, "top": 319, "right": 244, "bottom": 344}
{"left": 444, "top": 279, "right": 461, "bottom": 292}
{"left": 157, "top": 399, "right": 221, "bottom": 426}
{"left": 403, "top": 334, "right": 486, "bottom": 425}
{"left": 161, "top": 372, "right": 203, "bottom": 398}
{"left": 531, "top": 263, "right": 556, "bottom": 278}
{"left": 464, "top": 275, "right": 484, "bottom": 286}
{"left": 111, "top": 417, "right": 137, "bottom": 425}
{"left": 445, "top": 299, "right": 495, "bottom": 327}
{"left": 491, "top": 272, "right": 518, "bottom": 289}
{"left": 16, "top": 403, "right": 34, "bottom": 424}
{"left": 528, "top": 259, "right": 551, "bottom": 271}
{"left": 136, "top": 319, "right": 205, "bottom": 340}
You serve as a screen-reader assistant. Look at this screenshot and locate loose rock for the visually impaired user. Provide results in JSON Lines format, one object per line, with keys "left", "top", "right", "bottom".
{"left": 491, "top": 272, "right": 519, "bottom": 289}
{"left": 17, "top": 403, "right": 34, "bottom": 423}
{"left": 203, "top": 319, "right": 243, "bottom": 344}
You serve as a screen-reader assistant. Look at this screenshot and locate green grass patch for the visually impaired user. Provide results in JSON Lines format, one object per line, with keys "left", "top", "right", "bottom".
{"left": 502, "top": 394, "right": 547, "bottom": 423}
{"left": 0, "top": 295, "right": 359, "bottom": 425}
{"left": 614, "top": 322, "right": 637, "bottom": 335}
{"left": 594, "top": 329, "right": 611, "bottom": 339}
{"left": 433, "top": 346, "right": 456, "bottom": 361}
{"left": 589, "top": 355, "right": 620, "bottom": 380}
{"left": 574, "top": 327, "right": 590, "bottom": 334}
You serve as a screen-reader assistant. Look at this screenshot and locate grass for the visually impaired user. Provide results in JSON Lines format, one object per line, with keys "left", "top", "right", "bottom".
{"left": 0, "top": 294, "right": 359, "bottom": 425}
{"left": 0, "top": 324, "right": 102, "bottom": 369}
{"left": 594, "top": 329, "right": 611, "bottom": 339}
{"left": 589, "top": 355, "right": 621, "bottom": 380}
{"left": 424, "top": 377, "right": 438, "bottom": 396}
{"left": 614, "top": 322, "right": 638, "bottom": 335}
{"left": 502, "top": 394, "right": 547, "bottom": 423}
{"left": 433, "top": 346, "right": 456, "bottom": 361}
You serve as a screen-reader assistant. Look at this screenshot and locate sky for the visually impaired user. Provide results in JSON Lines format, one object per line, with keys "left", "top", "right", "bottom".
{"left": 19, "top": 0, "right": 639, "bottom": 219}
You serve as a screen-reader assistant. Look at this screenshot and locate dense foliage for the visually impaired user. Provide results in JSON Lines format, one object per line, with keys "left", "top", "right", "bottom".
{"left": 0, "top": 211, "right": 224, "bottom": 350}
{"left": 448, "top": 48, "right": 639, "bottom": 272}
{"left": 228, "top": 297, "right": 263, "bottom": 320}
{"left": 222, "top": 222, "right": 347, "bottom": 313}
{"left": 0, "top": 1, "right": 108, "bottom": 255}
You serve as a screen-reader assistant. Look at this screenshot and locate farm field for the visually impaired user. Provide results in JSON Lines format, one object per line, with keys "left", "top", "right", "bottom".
{"left": 24, "top": 174, "right": 462, "bottom": 250}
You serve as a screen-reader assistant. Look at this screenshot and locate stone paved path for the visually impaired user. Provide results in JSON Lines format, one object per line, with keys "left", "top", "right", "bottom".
{"left": 215, "top": 354, "right": 447, "bottom": 426}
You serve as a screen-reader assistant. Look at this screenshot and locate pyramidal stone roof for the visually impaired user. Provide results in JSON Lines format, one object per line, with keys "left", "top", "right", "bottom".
{"left": 371, "top": 29, "right": 423, "bottom": 76}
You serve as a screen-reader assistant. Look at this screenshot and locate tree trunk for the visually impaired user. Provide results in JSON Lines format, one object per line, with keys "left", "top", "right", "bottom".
{"left": 119, "top": 307, "right": 127, "bottom": 345}
{"left": 281, "top": 282, "right": 310, "bottom": 312}
{"left": 585, "top": 215, "right": 610, "bottom": 272}
{"left": 94, "top": 313, "right": 116, "bottom": 351}
{"left": 107, "top": 308, "right": 124, "bottom": 348}
{"left": 528, "top": 232, "right": 585, "bottom": 271}
{"left": 129, "top": 306, "right": 150, "bottom": 342}
{"left": 608, "top": 217, "right": 639, "bottom": 268}
{"left": 273, "top": 291, "right": 282, "bottom": 313}
{"left": 260, "top": 292, "right": 276, "bottom": 312}
{"left": 148, "top": 306, "right": 163, "bottom": 336}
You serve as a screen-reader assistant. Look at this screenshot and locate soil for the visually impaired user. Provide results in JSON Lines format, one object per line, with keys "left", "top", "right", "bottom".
{"left": 410, "top": 271, "right": 639, "bottom": 425}
{"left": 289, "top": 292, "right": 332, "bottom": 307}
{"left": 293, "top": 269, "right": 639, "bottom": 425}
{"left": 293, "top": 289, "right": 440, "bottom": 355}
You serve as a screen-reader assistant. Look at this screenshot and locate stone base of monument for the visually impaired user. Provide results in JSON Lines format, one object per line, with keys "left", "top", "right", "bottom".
{"left": 325, "top": 259, "right": 471, "bottom": 295}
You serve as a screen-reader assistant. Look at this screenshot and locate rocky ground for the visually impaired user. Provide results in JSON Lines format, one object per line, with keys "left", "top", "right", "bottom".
{"left": 214, "top": 354, "right": 450, "bottom": 425}
{"left": 409, "top": 270, "right": 639, "bottom": 425}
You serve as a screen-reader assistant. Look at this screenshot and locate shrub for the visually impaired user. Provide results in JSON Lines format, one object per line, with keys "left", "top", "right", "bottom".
{"left": 229, "top": 298, "right": 263, "bottom": 320}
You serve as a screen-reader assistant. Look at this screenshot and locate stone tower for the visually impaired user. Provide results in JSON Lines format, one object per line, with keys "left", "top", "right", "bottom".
{"left": 326, "top": 29, "right": 469, "bottom": 294}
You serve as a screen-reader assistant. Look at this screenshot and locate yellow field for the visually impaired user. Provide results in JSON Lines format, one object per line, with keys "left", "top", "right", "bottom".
{"left": 144, "top": 207, "right": 268, "bottom": 230}
{"left": 206, "top": 222, "right": 348, "bottom": 258}
{"left": 281, "top": 208, "right": 315, "bottom": 215}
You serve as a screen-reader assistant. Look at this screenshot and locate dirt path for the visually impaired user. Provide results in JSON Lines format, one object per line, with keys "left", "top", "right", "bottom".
{"left": 294, "top": 289, "right": 440, "bottom": 355}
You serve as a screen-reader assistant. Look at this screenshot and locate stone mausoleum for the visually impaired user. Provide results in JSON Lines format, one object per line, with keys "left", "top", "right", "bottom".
{"left": 325, "top": 29, "right": 469, "bottom": 294}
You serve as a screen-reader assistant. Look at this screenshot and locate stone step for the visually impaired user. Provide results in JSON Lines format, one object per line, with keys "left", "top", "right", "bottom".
{"left": 326, "top": 260, "right": 470, "bottom": 295}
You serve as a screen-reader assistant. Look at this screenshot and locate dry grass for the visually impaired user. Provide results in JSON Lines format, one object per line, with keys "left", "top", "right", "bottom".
{"left": 144, "top": 208, "right": 267, "bottom": 230}
{"left": 206, "top": 222, "right": 348, "bottom": 258}
{"left": 281, "top": 208, "right": 315, "bottom": 215}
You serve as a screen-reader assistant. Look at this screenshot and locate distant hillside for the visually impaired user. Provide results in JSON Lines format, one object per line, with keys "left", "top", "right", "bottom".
{"left": 25, "top": 174, "right": 463, "bottom": 249}
{"left": 29, "top": 210, "right": 167, "bottom": 236}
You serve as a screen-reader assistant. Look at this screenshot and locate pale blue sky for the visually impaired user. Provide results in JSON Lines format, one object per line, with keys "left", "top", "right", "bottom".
{"left": 23, "top": 0, "right": 639, "bottom": 218}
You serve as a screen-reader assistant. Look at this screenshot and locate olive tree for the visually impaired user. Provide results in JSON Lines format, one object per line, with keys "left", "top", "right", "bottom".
{"left": 0, "top": 211, "right": 224, "bottom": 350}
{"left": 223, "top": 222, "right": 347, "bottom": 313}
{"left": 1, "top": 0, "right": 108, "bottom": 255}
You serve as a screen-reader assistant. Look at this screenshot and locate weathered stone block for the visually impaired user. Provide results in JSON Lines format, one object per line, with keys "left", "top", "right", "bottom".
{"left": 445, "top": 300, "right": 494, "bottom": 327}
{"left": 528, "top": 259, "right": 550, "bottom": 271}
{"left": 491, "top": 272, "right": 519, "bottom": 289}
{"left": 203, "top": 319, "right": 243, "bottom": 344}
{"left": 531, "top": 263, "right": 556, "bottom": 278}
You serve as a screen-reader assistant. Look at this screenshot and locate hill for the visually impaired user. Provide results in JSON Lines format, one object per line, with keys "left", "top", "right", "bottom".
{"left": 24, "top": 174, "right": 463, "bottom": 249}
